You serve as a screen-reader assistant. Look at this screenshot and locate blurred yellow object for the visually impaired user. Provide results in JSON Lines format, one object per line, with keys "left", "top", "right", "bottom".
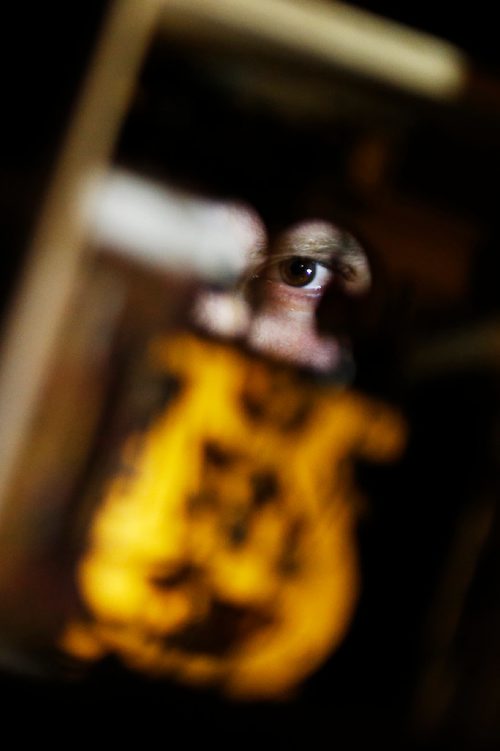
{"left": 61, "top": 333, "right": 405, "bottom": 699}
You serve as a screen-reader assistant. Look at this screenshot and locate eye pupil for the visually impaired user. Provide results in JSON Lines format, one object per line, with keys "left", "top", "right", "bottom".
{"left": 279, "top": 257, "right": 316, "bottom": 287}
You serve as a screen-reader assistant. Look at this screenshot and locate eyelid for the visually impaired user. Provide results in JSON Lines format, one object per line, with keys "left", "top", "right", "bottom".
{"left": 247, "top": 255, "right": 341, "bottom": 289}
{"left": 251, "top": 256, "right": 316, "bottom": 277}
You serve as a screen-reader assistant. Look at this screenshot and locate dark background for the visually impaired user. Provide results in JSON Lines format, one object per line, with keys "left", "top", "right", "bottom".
{"left": 2, "top": 3, "right": 500, "bottom": 747}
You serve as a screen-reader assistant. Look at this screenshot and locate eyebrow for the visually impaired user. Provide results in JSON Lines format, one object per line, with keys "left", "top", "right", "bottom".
{"left": 269, "top": 227, "right": 366, "bottom": 266}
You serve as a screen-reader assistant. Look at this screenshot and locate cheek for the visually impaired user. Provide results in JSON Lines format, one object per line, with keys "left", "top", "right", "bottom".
{"left": 257, "top": 279, "right": 323, "bottom": 314}
{"left": 245, "top": 282, "right": 348, "bottom": 372}
{"left": 247, "top": 309, "right": 346, "bottom": 372}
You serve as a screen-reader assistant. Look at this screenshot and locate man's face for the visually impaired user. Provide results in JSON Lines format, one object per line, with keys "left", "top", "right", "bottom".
{"left": 193, "top": 216, "right": 371, "bottom": 375}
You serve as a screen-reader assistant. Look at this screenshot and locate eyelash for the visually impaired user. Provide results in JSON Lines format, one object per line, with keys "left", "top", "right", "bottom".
{"left": 249, "top": 255, "right": 354, "bottom": 292}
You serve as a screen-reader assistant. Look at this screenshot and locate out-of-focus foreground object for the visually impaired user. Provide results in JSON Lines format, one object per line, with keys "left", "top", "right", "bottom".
{"left": 60, "top": 332, "right": 403, "bottom": 699}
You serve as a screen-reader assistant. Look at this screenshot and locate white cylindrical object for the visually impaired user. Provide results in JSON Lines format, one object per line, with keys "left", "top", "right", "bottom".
{"left": 84, "top": 169, "right": 266, "bottom": 283}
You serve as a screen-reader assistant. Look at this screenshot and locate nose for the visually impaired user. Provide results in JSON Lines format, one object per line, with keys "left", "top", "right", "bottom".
{"left": 315, "top": 276, "right": 363, "bottom": 339}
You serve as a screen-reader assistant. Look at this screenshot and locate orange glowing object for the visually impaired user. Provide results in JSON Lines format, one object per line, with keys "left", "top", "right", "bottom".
{"left": 61, "top": 333, "right": 405, "bottom": 699}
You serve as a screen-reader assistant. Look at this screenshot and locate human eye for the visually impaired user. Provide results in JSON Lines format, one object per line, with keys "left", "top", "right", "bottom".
{"left": 262, "top": 255, "right": 333, "bottom": 293}
{"left": 238, "top": 220, "right": 370, "bottom": 373}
